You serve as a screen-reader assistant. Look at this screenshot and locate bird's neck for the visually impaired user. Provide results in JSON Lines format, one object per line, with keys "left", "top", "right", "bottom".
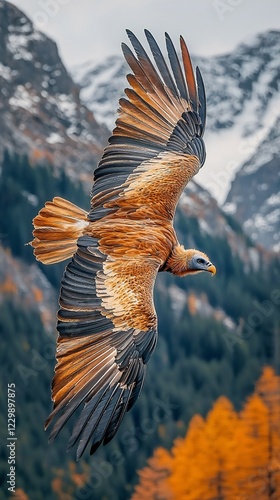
{"left": 164, "top": 245, "right": 196, "bottom": 277}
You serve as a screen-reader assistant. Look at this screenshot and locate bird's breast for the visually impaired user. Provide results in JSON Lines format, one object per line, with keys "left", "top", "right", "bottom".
{"left": 87, "top": 217, "right": 175, "bottom": 264}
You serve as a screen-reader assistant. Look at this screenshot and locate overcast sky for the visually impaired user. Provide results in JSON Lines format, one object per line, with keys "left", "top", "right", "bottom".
{"left": 12, "top": 0, "right": 280, "bottom": 67}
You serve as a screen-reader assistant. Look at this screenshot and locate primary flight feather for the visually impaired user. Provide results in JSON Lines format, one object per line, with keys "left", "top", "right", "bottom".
{"left": 31, "top": 30, "right": 216, "bottom": 459}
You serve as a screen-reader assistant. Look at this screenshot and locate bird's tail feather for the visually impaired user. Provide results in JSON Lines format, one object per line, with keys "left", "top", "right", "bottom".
{"left": 30, "top": 197, "right": 89, "bottom": 265}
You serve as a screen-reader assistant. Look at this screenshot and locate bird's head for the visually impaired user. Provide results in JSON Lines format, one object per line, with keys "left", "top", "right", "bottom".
{"left": 185, "top": 250, "right": 216, "bottom": 276}
{"left": 165, "top": 246, "right": 216, "bottom": 277}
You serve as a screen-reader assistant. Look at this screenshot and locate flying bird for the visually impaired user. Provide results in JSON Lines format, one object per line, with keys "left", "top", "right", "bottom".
{"left": 31, "top": 30, "right": 216, "bottom": 460}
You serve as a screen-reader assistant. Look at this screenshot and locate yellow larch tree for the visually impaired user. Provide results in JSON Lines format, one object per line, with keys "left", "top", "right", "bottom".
{"left": 231, "top": 393, "right": 269, "bottom": 499}
{"left": 168, "top": 397, "right": 238, "bottom": 500}
{"left": 256, "top": 366, "right": 280, "bottom": 497}
{"left": 201, "top": 396, "right": 239, "bottom": 500}
{"left": 168, "top": 414, "right": 206, "bottom": 500}
{"left": 131, "top": 447, "right": 173, "bottom": 500}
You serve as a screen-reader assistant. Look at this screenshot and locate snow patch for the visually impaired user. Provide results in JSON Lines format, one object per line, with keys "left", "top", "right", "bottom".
{"left": 7, "top": 23, "right": 44, "bottom": 61}
{"left": 7, "top": 34, "right": 33, "bottom": 61}
{"left": 0, "top": 63, "right": 17, "bottom": 81}
{"left": 9, "top": 85, "right": 36, "bottom": 112}
{"left": 22, "top": 191, "right": 39, "bottom": 206}
{"left": 248, "top": 247, "right": 260, "bottom": 271}
{"left": 266, "top": 193, "right": 280, "bottom": 207}
{"left": 245, "top": 208, "right": 280, "bottom": 232}
{"left": 223, "top": 202, "right": 237, "bottom": 215}
{"left": 72, "top": 55, "right": 126, "bottom": 129}
{"left": 169, "top": 285, "right": 187, "bottom": 319}
{"left": 46, "top": 132, "right": 65, "bottom": 144}
{"left": 55, "top": 94, "right": 76, "bottom": 119}
{"left": 199, "top": 219, "right": 211, "bottom": 234}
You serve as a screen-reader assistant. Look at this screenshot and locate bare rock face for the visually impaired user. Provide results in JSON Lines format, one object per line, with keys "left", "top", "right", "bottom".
{"left": 0, "top": 1, "right": 109, "bottom": 180}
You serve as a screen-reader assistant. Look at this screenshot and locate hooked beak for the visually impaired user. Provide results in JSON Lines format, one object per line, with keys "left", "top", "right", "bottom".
{"left": 207, "top": 263, "right": 216, "bottom": 276}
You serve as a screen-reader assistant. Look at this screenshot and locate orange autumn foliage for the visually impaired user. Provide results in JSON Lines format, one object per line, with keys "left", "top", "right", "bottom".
{"left": 168, "top": 414, "right": 206, "bottom": 499}
{"left": 14, "top": 489, "right": 29, "bottom": 500}
{"left": 132, "top": 367, "right": 280, "bottom": 500}
{"left": 32, "top": 285, "right": 43, "bottom": 303}
{"left": 68, "top": 461, "right": 88, "bottom": 487}
{"left": 187, "top": 292, "right": 197, "bottom": 315}
{"left": 131, "top": 447, "right": 173, "bottom": 500}
{"left": 51, "top": 461, "right": 92, "bottom": 500}
{"left": 31, "top": 147, "right": 54, "bottom": 165}
{"left": 0, "top": 275, "right": 18, "bottom": 294}
{"left": 232, "top": 394, "right": 270, "bottom": 499}
{"left": 51, "top": 462, "right": 90, "bottom": 499}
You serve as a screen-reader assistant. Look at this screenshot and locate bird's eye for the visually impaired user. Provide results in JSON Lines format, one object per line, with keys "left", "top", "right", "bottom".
{"left": 197, "top": 258, "right": 204, "bottom": 265}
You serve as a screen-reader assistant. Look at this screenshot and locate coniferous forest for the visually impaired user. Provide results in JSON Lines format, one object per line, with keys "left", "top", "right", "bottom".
{"left": 0, "top": 151, "right": 280, "bottom": 499}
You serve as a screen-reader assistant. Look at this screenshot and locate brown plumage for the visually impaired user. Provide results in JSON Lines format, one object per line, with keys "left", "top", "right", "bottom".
{"left": 31, "top": 30, "right": 216, "bottom": 459}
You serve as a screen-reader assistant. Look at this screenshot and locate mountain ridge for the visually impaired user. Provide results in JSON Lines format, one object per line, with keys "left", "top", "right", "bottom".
{"left": 0, "top": 0, "right": 109, "bottom": 180}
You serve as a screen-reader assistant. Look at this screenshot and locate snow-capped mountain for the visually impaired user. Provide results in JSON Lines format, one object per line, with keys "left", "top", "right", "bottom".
{"left": 224, "top": 115, "right": 280, "bottom": 252}
{"left": 0, "top": 1, "right": 108, "bottom": 179}
{"left": 72, "top": 55, "right": 127, "bottom": 131}
{"left": 72, "top": 30, "right": 280, "bottom": 250}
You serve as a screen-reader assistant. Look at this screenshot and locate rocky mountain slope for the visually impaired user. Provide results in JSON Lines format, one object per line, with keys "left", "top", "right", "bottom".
{"left": 0, "top": 1, "right": 108, "bottom": 179}
{"left": 0, "top": 244, "right": 57, "bottom": 333}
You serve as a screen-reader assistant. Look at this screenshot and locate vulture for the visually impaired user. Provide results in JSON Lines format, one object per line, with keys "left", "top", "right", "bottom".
{"left": 31, "top": 30, "right": 216, "bottom": 460}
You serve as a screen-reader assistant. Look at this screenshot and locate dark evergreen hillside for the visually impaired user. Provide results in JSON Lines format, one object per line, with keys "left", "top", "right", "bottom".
{"left": 0, "top": 150, "right": 90, "bottom": 288}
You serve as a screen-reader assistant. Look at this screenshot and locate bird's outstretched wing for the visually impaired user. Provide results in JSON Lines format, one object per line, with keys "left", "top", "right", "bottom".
{"left": 89, "top": 30, "right": 206, "bottom": 222}
{"left": 45, "top": 235, "right": 159, "bottom": 459}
